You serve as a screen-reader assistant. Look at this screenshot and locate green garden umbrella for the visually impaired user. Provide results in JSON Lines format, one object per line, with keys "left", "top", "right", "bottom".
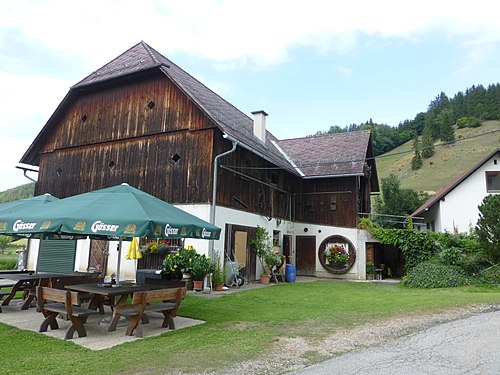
{"left": 0, "top": 183, "right": 221, "bottom": 282}
{"left": 0, "top": 183, "right": 220, "bottom": 240}
{"left": 0, "top": 193, "right": 59, "bottom": 236}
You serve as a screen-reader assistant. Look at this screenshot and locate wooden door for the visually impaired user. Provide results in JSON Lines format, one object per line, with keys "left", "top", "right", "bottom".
{"left": 88, "top": 240, "right": 108, "bottom": 276}
{"left": 295, "top": 236, "right": 316, "bottom": 276}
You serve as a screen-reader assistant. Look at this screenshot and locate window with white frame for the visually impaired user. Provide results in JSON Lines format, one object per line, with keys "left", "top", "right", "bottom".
{"left": 486, "top": 171, "right": 500, "bottom": 192}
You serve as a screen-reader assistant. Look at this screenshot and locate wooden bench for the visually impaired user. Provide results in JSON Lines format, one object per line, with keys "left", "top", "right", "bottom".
{"left": 49, "top": 276, "right": 111, "bottom": 313}
{"left": 36, "top": 286, "right": 100, "bottom": 339}
{"left": 108, "top": 287, "right": 187, "bottom": 337}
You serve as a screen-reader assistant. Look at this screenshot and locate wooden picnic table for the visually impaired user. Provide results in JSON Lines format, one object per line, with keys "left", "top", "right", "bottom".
{"left": 65, "top": 283, "right": 164, "bottom": 331}
{"left": 0, "top": 272, "right": 98, "bottom": 311}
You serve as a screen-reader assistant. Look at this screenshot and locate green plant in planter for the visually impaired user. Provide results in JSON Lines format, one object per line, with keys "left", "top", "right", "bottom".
{"left": 250, "top": 226, "right": 274, "bottom": 271}
{"left": 190, "top": 253, "right": 215, "bottom": 281}
{"left": 212, "top": 249, "right": 225, "bottom": 285}
{"left": 162, "top": 246, "right": 198, "bottom": 279}
{"left": 366, "top": 262, "right": 375, "bottom": 278}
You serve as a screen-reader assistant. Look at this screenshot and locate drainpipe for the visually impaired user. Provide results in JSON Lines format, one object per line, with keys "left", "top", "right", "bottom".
{"left": 209, "top": 134, "right": 238, "bottom": 260}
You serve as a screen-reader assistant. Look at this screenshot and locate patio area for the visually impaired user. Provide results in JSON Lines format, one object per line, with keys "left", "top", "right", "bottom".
{"left": 0, "top": 300, "right": 204, "bottom": 350}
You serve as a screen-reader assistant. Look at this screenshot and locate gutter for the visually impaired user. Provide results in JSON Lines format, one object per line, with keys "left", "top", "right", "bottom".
{"left": 209, "top": 134, "right": 239, "bottom": 259}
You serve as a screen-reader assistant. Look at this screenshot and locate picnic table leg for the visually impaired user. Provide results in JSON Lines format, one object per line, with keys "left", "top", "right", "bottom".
{"left": 1, "top": 282, "right": 24, "bottom": 306}
{"left": 20, "top": 292, "right": 36, "bottom": 310}
{"left": 108, "top": 312, "right": 121, "bottom": 332}
{"left": 126, "top": 315, "right": 142, "bottom": 337}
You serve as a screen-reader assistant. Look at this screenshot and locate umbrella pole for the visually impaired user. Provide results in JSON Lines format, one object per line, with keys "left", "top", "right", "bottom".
{"left": 116, "top": 237, "right": 123, "bottom": 285}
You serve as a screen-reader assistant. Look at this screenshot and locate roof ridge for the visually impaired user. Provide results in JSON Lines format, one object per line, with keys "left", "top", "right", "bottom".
{"left": 139, "top": 40, "right": 160, "bottom": 65}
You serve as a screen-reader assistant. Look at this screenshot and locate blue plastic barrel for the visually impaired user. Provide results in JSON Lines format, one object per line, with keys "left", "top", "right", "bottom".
{"left": 285, "top": 264, "right": 296, "bottom": 282}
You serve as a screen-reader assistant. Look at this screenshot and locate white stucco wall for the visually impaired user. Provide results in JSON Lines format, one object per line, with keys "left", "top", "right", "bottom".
{"left": 433, "top": 156, "right": 500, "bottom": 233}
{"left": 25, "top": 203, "right": 368, "bottom": 281}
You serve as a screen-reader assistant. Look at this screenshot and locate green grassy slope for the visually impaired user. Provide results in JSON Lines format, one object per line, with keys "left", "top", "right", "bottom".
{"left": 376, "top": 120, "right": 500, "bottom": 193}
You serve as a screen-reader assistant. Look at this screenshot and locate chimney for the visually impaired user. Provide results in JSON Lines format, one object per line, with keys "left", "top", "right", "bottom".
{"left": 251, "top": 110, "right": 268, "bottom": 143}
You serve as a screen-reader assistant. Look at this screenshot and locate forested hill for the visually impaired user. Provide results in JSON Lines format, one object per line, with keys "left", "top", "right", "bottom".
{"left": 376, "top": 120, "right": 500, "bottom": 193}
{"left": 0, "top": 183, "right": 35, "bottom": 203}
{"left": 318, "top": 83, "right": 500, "bottom": 156}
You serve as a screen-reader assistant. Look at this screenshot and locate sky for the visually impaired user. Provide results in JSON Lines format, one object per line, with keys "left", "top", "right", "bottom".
{"left": 1, "top": 0, "right": 500, "bottom": 192}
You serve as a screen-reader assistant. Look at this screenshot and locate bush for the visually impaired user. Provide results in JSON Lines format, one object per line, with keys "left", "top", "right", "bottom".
{"left": 402, "top": 261, "right": 469, "bottom": 288}
{"left": 456, "top": 117, "right": 469, "bottom": 128}
{"left": 0, "top": 260, "right": 17, "bottom": 270}
{"left": 473, "top": 265, "right": 500, "bottom": 286}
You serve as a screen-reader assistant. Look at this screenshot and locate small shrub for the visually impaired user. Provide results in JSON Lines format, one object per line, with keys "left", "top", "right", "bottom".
{"left": 437, "top": 246, "right": 462, "bottom": 266}
{"left": 456, "top": 117, "right": 469, "bottom": 128}
{"left": 472, "top": 265, "right": 500, "bottom": 286}
{"left": 402, "top": 261, "right": 469, "bottom": 288}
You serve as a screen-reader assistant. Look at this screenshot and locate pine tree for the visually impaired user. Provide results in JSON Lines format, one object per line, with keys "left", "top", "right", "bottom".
{"left": 421, "top": 127, "right": 435, "bottom": 158}
{"left": 411, "top": 132, "right": 422, "bottom": 170}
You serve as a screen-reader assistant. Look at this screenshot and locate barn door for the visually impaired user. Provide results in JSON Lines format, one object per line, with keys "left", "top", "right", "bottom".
{"left": 295, "top": 235, "right": 316, "bottom": 276}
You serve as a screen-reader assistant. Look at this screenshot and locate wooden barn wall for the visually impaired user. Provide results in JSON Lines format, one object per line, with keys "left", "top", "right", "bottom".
{"left": 294, "top": 177, "right": 358, "bottom": 227}
{"left": 215, "top": 145, "right": 297, "bottom": 220}
{"left": 36, "top": 130, "right": 214, "bottom": 201}
{"left": 34, "top": 71, "right": 216, "bottom": 201}
{"left": 40, "top": 72, "right": 214, "bottom": 153}
{"left": 213, "top": 138, "right": 360, "bottom": 228}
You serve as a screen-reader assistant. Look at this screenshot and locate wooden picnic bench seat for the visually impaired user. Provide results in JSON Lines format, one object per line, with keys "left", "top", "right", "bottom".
{"left": 36, "top": 286, "right": 100, "bottom": 339}
{"left": 49, "top": 276, "right": 111, "bottom": 313}
{"left": 108, "top": 287, "right": 187, "bottom": 337}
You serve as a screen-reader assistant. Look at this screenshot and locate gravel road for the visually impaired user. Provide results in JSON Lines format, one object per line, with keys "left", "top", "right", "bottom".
{"left": 210, "top": 304, "right": 500, "bottom": 375}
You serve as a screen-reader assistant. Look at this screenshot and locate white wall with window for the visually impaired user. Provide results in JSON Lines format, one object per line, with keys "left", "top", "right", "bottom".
{"left": 434, "top": 152, "right": 500, "bottom": 233}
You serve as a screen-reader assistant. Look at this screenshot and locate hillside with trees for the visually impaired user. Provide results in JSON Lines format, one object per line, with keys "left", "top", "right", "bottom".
{"left": 317, "top": 83, "right": 500, "bottom": 193}
{"left": 318, "top": 83, "right": 500, "bottom": 157}
{"left": 0, "top": 183, "right": 35, "bottom": 203}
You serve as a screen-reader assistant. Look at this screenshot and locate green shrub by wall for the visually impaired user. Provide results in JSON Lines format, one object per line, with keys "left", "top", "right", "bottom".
{"left": 402, "top": 261, "right": 469, "bottom": 288}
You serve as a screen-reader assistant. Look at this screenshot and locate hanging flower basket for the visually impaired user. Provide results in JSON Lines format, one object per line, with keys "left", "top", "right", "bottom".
{"left": 324, "top": 244, "right": 349, "bottom": 266}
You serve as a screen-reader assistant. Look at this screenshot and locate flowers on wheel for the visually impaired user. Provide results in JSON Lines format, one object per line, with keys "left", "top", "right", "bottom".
{"left": 324, "top": 244, "right": 349, "bottom": 266}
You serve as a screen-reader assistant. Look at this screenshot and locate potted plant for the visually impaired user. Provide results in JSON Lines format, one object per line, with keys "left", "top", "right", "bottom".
{"left": 212, "top": 249, "right": 225, "bottom": 291}
{"left": 190, "top": 253, "right": 214, "bottom": 291}
{"left": 324, "top": 244, "right": 349, "bottom": 267}
{"left": 250, "top": 226, "right": 273, "bottom": 276}
{"left": 358, "top": 217, "right": 374, "bottom": 231}
{"left": 366, "top": 262, "right": 375, "bottom": 280}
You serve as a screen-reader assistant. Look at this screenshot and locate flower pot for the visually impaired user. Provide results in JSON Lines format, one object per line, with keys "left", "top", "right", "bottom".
{"left": 214, "top": 283, "right": 223, "bottom": 291}
{"left": 260, "top": 274, "right": 271, "bottom": 284}
{"left": 193, "top": 280, "right": 203, "bottom": 291}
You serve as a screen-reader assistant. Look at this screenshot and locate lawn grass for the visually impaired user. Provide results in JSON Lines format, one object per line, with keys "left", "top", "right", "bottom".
{"left": 1, "top": 281, "right": 499, "bottom": 374}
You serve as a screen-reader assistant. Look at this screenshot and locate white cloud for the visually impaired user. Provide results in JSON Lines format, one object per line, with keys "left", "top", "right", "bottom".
{"left": 1, "top": 1, "right": 499, "bottom": 69}
{"left": 337, "top": 65, "right": 353, "bottom": 76}
{"left": 1, "top": 0, "right": 500, "bottom": 193}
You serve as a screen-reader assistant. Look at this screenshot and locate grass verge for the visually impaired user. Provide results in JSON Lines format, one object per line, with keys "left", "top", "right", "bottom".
{"left": 1, "top": 281, "right": 499, "bottom": 374}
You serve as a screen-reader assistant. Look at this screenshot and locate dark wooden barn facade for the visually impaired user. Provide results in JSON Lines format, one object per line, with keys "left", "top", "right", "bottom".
{"left": 20, "top": 41, "right": 379, "bottom": 280}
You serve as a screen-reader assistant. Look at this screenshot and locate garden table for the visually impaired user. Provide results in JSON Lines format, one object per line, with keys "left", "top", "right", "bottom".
{"left": 65, "top": 283, "right": 164, "bottom": 331}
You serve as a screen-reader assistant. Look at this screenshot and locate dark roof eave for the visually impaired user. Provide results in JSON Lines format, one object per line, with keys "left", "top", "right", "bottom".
{"left": 302, "top": 172, "right": 364, "bottom": 179}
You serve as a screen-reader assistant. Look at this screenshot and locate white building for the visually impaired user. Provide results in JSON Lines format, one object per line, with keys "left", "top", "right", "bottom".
{"left": 412, "top": 148, "right": 500, "bottom": 233}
